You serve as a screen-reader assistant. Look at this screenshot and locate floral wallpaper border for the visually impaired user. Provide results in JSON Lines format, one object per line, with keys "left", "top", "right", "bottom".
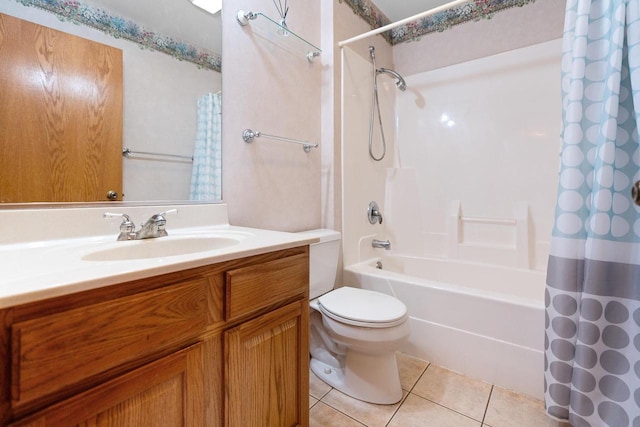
{"left": 13, "top": 0, "right": 222, "bottom": 72}
{"left": 339, "top": 0, "right": 536, "bottom": 45}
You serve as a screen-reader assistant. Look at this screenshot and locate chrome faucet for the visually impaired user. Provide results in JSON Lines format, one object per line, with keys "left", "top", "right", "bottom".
{"left": 372, "top": 239, "right": 391, "bottom": 250}
{"left": 104, "top": 209, "right": 177, "bottom": 241}
{"left": 135, "top": 209, "right": 177, "bottom": 239}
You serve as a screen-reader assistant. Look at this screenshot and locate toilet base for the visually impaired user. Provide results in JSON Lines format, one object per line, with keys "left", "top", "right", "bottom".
{"left": 310, "top": 349, "right": 403, "bottom": 405}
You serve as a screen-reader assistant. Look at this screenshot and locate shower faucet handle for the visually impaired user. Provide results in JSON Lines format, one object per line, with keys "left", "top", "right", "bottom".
{"left": 368, "top": 201, "right": 383, "bottom": 224}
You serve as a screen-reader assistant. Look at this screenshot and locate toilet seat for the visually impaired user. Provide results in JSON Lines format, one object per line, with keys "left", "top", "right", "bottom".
{"left": 318, "top": 287, "right": 408, "bottom": 328}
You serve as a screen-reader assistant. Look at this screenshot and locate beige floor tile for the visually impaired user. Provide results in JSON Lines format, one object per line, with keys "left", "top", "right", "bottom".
{"left": 483, "top": 387, "right": 571, "bottom": 427}
{"left": 310, "top": 369, "right": 333, "bottom": 400}
{"left": 388, "top": 393, "right": 481, "bottom": 427}
{"left": 309, "top": 402, "right": 366, "bottom": 427}
{"left": 396, "top": 352, "right": 429, "bottom": 391}
{"left": 310, "top": 395, "right": 319, "bottom": 409}
{"left": 321, "top": 388, "right": 406, "bottom": 427}
{"left": 412, "top": 365, "right": 492, "bottom": 421}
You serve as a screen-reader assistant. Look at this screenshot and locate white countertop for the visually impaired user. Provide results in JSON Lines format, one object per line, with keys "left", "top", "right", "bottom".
{"left": 0, "top": 203, "right": 317, "bottom": 309}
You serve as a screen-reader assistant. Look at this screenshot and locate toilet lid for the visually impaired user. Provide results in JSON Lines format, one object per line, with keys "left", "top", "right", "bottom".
{"left": 318, "top": 287, "right": 408, "bottom": 328}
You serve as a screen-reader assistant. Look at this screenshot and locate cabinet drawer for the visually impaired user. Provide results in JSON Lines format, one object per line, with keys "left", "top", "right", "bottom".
{"left": 225, "top": 253, "right": 308, "bottom": 321}
{"left": 9, "top": 343, "right": 204, "bottom": 427}
{"left": 11, "top": 278, "right": 208, "bottom": 409}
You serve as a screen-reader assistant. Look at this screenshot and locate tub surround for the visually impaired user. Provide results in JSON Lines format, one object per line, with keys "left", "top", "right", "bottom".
{"left": 0, "top": 203, "right": 317, "bottom": 308}
{"left": 339, "top": 29, "right": 561, "bottom": 405}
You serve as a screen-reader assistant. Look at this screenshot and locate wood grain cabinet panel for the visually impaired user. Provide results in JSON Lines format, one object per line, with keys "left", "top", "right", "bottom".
{"left": 11, "top": 278, "right": 208, "bottom": 409}
{"left": 9, "top": 343, "right": 205, "bottom": 427}
{"left": 225, "top": 300, "right": 309, "bottom": 427}
{"left": 225, "top": 253, "right": 308, "bottom": 321}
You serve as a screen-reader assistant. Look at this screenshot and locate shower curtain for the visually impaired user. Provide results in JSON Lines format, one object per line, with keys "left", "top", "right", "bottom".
{"left": 190, "top": 92, "right": 222, "bottom": 200}
{"left": 544, "top": 1, "right": 640, "bottom": 426}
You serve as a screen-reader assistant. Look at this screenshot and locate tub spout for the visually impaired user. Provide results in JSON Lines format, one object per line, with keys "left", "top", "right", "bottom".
{"left": 372, "top": 239, "right": 391, "bottom": 250}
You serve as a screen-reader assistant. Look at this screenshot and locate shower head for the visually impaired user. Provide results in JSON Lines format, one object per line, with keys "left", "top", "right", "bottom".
{"left": 377, "top": 67, "right": 407, "bottom": 91}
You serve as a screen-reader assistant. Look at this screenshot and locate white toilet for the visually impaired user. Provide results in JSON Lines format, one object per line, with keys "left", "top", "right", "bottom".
{"left": 302, "top": 229, "right": 410, "bottom": 405}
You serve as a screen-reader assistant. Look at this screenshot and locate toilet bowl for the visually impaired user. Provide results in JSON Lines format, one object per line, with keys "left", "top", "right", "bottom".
{"left": 301, "top": 229, "right": 410, "bottom": 405}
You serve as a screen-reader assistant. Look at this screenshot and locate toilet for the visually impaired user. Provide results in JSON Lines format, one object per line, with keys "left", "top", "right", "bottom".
{"left": 302, "top": 229, "right": 410, "bottom": 405}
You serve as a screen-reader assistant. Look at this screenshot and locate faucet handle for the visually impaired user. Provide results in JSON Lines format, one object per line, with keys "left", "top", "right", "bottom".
{"left": 368, "top": 201, "right": 383, "bottom": 224}
{"left": 157, "top": 208, "right": 178, "bottom": 218}
{"left": 104, "top": 212, "right": 133, "bottom": 227}
{"left": 145, "top": 209, "right": 178, "bottom": 236}
{"left": 150, "top": 208, "right": 178, "bottom": 225}
{"left": 104, "top": 212, "right": 136, "bottom": 240}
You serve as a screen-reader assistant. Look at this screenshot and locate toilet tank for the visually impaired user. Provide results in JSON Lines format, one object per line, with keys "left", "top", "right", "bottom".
{"left": 298, "top": 229, "right": 341, "bottom": 300}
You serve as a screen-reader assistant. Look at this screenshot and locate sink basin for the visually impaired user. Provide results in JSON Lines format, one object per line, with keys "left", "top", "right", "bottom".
{"left": 82, "top": 236, "right": 241, "bottom": 261}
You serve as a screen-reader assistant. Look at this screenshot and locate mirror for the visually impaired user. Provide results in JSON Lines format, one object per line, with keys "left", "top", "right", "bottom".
{"left": 0, "top": 0, "right": 222, "bottom": 204}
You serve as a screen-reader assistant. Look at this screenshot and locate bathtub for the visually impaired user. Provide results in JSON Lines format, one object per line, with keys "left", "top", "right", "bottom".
{"left": 342, "top": 255, "right": 545, "bottom": 399}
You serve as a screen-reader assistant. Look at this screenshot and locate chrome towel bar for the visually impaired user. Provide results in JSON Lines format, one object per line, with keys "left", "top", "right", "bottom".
{"left": 122, "top": 148, "right": 193, "bottom": 162}
{"left": 242, "top": 129, "right": 318, "bottom": 153}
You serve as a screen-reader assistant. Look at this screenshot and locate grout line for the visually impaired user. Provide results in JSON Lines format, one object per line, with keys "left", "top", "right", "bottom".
{"left": 481, "top": 385, "right": 494, "bottom": 425}
{"left": 320, "top": 387, "right": 332, "bottom": 400}
{"left": 406, "top": 361, "right": 431, "bottom": 394}
{"left": 385, "top": 357, "right": 431, "bottom": 426}
{"left": 384, "top": 390, "right": 412, "bottom": 427}
{"left": 309, "top": 394, "right": 321, "bottom": 410}
{"left": 319, "top": 386, "right": 334, "bottom": 401}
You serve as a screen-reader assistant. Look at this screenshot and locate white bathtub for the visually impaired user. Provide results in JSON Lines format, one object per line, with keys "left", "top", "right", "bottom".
{"left": 343, "top": 255, "right": 545, "bottom": 399}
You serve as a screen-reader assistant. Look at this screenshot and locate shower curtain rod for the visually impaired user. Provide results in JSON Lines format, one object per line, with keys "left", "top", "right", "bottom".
{"left": 338, "top": 0, "right": 469, "bottom": 47}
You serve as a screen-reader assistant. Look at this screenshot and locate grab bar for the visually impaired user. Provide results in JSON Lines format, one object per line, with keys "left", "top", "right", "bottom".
{"left": 122, "top": 148, "right": 193, "bottom": 162}
{"left": 242, "top": 129, "right": 318, "bottom": 153}
{"left": 459, "top": 216, "right": 517, "bottom": 226}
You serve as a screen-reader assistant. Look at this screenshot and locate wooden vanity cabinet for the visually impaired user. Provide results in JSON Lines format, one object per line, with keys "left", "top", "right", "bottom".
{"left": 0, "top": 246, "right": 310, "bottom": 427}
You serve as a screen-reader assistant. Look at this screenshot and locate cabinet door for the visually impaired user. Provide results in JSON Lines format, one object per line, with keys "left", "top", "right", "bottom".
{"left": 225, "top": 300, "right": 309, "bottom": 427}
{"left": 10, "top": 344, "right": 204, "bottom": 427}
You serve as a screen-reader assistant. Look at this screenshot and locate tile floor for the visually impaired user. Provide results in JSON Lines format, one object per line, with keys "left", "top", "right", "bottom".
{"left": 309, "top": 353, "right": 571, "bottom": 427}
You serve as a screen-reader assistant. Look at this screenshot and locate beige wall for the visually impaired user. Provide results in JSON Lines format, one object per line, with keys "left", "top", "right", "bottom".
{"left": 222, "top": 0, "right": 322, "bottom": 231}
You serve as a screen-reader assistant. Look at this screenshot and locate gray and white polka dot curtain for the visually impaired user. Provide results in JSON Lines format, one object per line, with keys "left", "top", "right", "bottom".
{"left": 544, "top": 0, "right": 640, "bottom": 425}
